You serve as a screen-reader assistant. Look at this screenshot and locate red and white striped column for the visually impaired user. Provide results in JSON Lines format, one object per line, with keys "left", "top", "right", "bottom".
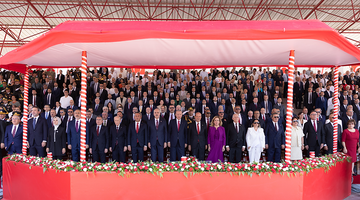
{"left": 80, "top": 51, "right": 88, "bottom": 161}
{"left": 333, "top": 66, "right": 340, "bottom": 154}
{"left": 22, "top": 66, "right": 29, "bottom": 155}
{"left": 284, "top": 50, "right": 295, "bottom": 163}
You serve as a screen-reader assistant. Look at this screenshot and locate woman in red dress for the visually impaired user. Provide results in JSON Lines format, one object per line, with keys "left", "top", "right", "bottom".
{"left": 342, "top": 119, "right": 360, "bottom": 175}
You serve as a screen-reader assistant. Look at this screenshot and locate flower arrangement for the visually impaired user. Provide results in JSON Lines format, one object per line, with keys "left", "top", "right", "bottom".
{"left": 6, "top": 153, "right": 351, "bottom": 177}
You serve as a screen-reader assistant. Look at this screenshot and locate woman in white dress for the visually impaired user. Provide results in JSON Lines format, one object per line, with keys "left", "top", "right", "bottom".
{"left": 291, "top": 117, "right": 304, "bottom": 161}
{"left": 246, "top": 119, "right": 265, "bottom": 163}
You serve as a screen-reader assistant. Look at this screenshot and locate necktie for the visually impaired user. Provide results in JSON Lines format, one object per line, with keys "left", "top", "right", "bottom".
{"left": 95, "top": 104, "right": 98, "bottom": 111}
{"left": 76, "top": 120, "right": 79, "bottom": 132}
{"left": 45, "top": 112, "right": 48, "bottom": 119}
{"left": 274, "top": 123, "right": 277, "bottom": 131}
{"left": 33, "top": 96, "right": 36, "bottom": 106}
{"left": 178, "top": 120, "right": 180, "bottom": 131}
{"left": 313, "top": 121, "right": 317, "bottom": 132}
{"left": 148, "top": 114, "right": 150, "bottom": 120}
{"left": 48, "top": 94, "right": 50, "bottom": 104}
{"left": 136, "top": 122, "right": 139, "bottom": 133}
{"left": 263, "top": 115, "right": 265, "bottom": 121}
{"left": 33, "top": 118, "right": 36, "bottom": 129}
{"left": 12, "top": 126, "right": 16, "bottom": 137}
{"left": 156, "top": 120, "right": 159, "bottom": 130}
{"left": 116, "top": 126, "right": 119, "bottom": 145}
{"left": 207, "top": 118, "right": 210, "bottom": 130}
{"left": 96, "top": 126, "right": 99, "bottom": 136}
{"left": 265, "top": 102, "right": 268, "bottom": 113}
{"left": 197, "top": 123, "right": 200, "bottom": 134}
{"left": 243, "top": 105, "right": 245, "bottom": 111}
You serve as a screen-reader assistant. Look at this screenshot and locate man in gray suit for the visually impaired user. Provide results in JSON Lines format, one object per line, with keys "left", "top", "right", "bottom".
{"left": 273, "top": 97, "right": 285, "bottom": 118}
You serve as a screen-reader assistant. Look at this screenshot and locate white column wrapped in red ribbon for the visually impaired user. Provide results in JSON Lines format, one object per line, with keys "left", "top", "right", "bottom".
{"left": 333, "top": 66, "right": 339, "bottom": 154}
{"left": 22, "top": 66, "right": 29, "bottom": 155}
{"left": 79, "top": 51, "right": 88, "bottom": 161}
{"left": 284, "top": 50, "right": 295, "bottom": 163}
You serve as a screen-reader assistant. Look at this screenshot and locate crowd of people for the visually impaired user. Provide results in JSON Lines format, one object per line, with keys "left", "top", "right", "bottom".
{"left": 0, "top": 67, "right": 359, "bottom": 173}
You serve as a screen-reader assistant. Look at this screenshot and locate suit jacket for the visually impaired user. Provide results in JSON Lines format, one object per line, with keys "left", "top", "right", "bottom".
{"left": 315, "top": 97, "right": 327, "bottom": 112}
{"left": 324, "top": 90, "right": 333, "bottom": 100}
{"left": 324, "top": 122, "right": 343, "bottom": 153}
{"left": 168, "top": 118, "right": 188, "bottom": 146}
{"left": 67, "top": 119, "right": 82, "bottom": 148}
{"left": 4, "top": 124, "right": 23, "bottom": 152}
{"left": 226, "top": 122, "right": 246, "bottom": 148}
{"left": 273, "top": 104, "right": 286, "bottom": 118}
{"left": 29, "top": 94, "right": 42, "bottom": 108}
{"left": 303, "top": 120, "right": 325, "bottom": 148}
{"left": 92, "top": 103, "right": 103, "bottom": 116}
{"left": 249, "top": 103, "right": 261, "bottom": 112}
{"left": 109, "top": 122, "right": 128, "bottom": 149}
{"left": 90, "top": 124, "right": 109, "bottom": 150}
{"left": 128, "top": 121, "right": 148, "bottom": 147}
{"left": 47, "top": 126, "right": 66, "bottom": 156}
{"left": 342, "top": 115, "right": 358, "bottom": 130}
{"left": 304, "top": 92, "right": 316, "bottom": 108}
{"left": 148, "top": 118, "right": 168, "bottom": 146}
{"left": 260, "top": 101, "right": 272, "bottom": 114}
{"left": 293, "top": 82, "right": 304, "bottom": 98}
{"left": 265, "top": 121, "right": 285, "bottom": 149}
{"left": 43, "top": 93, "right": 56, "bottom": 108}
{"left": 188, "top": 121, "right": 207, "bottom": 148}
{"left": 28, "top": 117, "right": 48, "bottom": 146}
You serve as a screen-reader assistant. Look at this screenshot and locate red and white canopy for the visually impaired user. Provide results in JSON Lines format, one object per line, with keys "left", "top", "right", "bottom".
{"left": 1, "top": 20, "right": 360, "bottom": 73}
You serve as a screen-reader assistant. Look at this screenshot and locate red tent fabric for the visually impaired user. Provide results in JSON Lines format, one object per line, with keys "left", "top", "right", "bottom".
{"left": 1, "top": 20, "right": 360, "bottom": 73}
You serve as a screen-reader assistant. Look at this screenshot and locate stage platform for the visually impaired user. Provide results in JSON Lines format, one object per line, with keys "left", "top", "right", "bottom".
{"left": 2, "top": 157, "right": 352, "bottom": 200}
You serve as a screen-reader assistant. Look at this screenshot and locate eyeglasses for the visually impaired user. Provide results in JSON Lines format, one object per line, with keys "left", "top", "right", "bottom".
{"left": 253, "top": 122, "right": 260, "bottom": 124}
{"left": 219, "top": 112, "right": 224, "bottom": 113}
{"left": 206, "top": 113, "right": 211, "bottom": 114}
{"left": 292, "top": 121, "right": 298, "bottom": 123}
{"left": 273, "top": 116, "right": 279, "bottom": 118}
{"left": 316, "top": 111, "right": 321, "bottom": 113}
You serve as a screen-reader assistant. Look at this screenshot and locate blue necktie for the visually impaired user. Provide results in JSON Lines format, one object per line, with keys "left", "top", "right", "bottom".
{"left": 33, "top": 118, "right": 36, "bottom": 129}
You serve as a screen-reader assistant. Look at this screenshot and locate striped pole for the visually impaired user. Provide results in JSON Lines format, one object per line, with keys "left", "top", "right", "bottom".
{"left": 22, "top": 66, "right": 29, "bottom": 155}
{"left": 284, "top": 50, "right": 295, "bottom": 163}
{"left": 80, "top": 51, "right": 88, "bottom": 161}
{"left": 333, "top": 66, "right": 339, "bottom": 154}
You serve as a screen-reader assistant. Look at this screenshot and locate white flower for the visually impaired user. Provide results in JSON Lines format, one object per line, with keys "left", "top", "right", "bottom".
{"left": 83, "top": 168, "right": 87, "bottom": 172}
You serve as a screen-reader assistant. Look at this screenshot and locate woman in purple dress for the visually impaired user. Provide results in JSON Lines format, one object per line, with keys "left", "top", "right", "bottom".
{"left": 207, "top": 116, "right": 226, "bottom": 163}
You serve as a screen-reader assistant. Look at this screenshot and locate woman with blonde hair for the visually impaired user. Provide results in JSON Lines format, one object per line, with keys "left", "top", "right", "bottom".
{"left": 206, "top": 116, "right": 226, "bottom": 163}
{"left": 246, "top": 119, "right": 265, "bottom": 163}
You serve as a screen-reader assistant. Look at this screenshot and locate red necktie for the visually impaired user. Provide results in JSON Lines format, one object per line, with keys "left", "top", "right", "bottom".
{"left": 96, "top": 126, "right": 99, "bottom": 136}
{"left": 178, "top": 120, "right": 180, "bottom": 131}
{"left": 116, "top": 126, "right": 119, "bottom": 145}
{"left": 136, "top": 122, "right": 139, "bottom": 133}
{"left": 197, "top": 123, "right": 200, "bottom": 134}
{"left": 12, "top": 126, "right": 16, "bottom": 137}
{"left": 33, "top": 96, "right": 36, "bottom": 107}
{"left": 207, "top": 118, "right": 210, "bottom": 130}
{"left": 263, "top": 115, "right": 265, "bottom": 121}
{"left": 313, "top": 121, "right": 317, "bottom": 132}
{"left": 156, "top": 120, "right": 159, "bottom": 130}
{"left": 275, "top": 123, "right": 277, "bottom": 131}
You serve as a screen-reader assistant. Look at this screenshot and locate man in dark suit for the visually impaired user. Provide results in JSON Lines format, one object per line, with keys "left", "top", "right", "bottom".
{"left": 342, "top": 108, "right": 358, "bottom": 130}
{"left": 249, "top": 97, "right": 261, "bottom": 112}
{"left": 28, "top": 107, "right": 48, "bottom": 157}
{"left": 89, "top": 116, "right": 109, "bottom": 163}
{"left": 315, "top": 92, "right": 327, "bottom": 116}
{"left": 293, "top": 77, "right": 304, "bottom": 109}
{"left": 265, "top": 113, "right": 285, "bottom": 162}
{"left": 4, "top": 114, "right": 23, "bottom": 154}
{"left": 44, "top": 88, "right": 56, "bottom": 108}
{"left": 148, "top": 108, "right": 168, "bottom": 162}
{"left": 30, "top": 89, "right": 41, "bottom": 108}
{"left": 56, "top": 72, "right": 65, "bottom": 89}
{"left": 324, "top": 85, "right": 333, "bottom": 100}
{"left": 303, "top": 111, "right": 325, "bottom": 157}
{"left": 67, "top": 109, "right": 82, "bottom": 161}
{"left": 304, "top": 87, "right": 315, "bottom": 112}
{"left": 324, "top": 113, "right": 343, "bottom": 154}
{"left": 92, "top": 98, "right": 103, "bottom": 117}
{"left": 109, "top": 114, "right": 128, "bottom": 163}
{"left": 168, "top": 110, "right": 188, "bottom": 161}
{"left": 226, "top": 114, "right": 246, "bottom": 163}
{"left": 98, "top": 83, "right": 108, "bottom": 103}
{"left": 188, "top": 112, "right": 207, "bottom": 160}
{"left": 52, "top": 83, "right": 62, "bottom": 102}
{"left": 260, "top": 95, "right": 272, "bottom": 115}
{"left": 127, "top": 112, "right": 148, "bottom": 162}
